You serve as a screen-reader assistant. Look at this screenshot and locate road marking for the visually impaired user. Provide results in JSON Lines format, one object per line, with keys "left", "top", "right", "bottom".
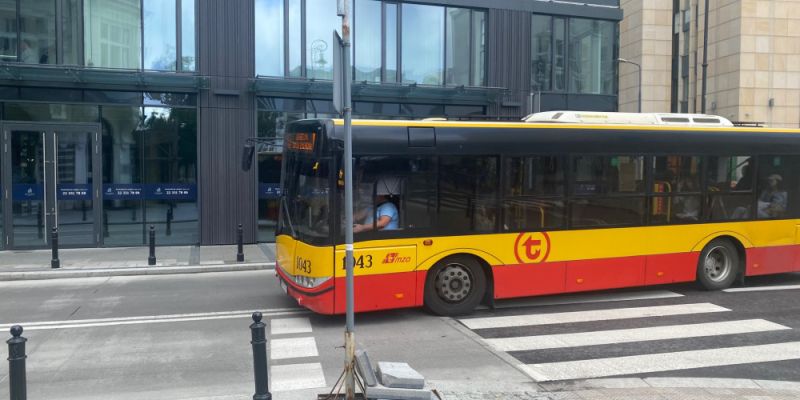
{"left": 724, "top": 284, "right": 800, "bottom": 293}
{"left": 486, "top": 319, "right": 789, "bottom": 351}
{"left": 0, "top": 307, "right": 308, "bottom": 331}
{"left": 482, "top": 290, "right": 683, "bottom": 310}
{"left": 271, "top": 363, "right": 327, "bottom": 392}
{"left": 270, "top": 337, "right": 319, "bottom": 360}
{"left": 460, "top": 303, "right": 729, "bottom": 330}
{"left": 271, "top": 317, "right": 312, "bottom": 335}
{"left": 524, "top": 341, "right": 800, "bottom": 381}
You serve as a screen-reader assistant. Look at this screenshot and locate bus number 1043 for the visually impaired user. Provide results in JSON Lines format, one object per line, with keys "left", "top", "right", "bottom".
{"left": 342, "top": 255, "right": 373, "bottom": 269}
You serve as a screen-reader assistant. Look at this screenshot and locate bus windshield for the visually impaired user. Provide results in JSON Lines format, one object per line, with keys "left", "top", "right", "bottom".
{"left": 279, "top": 152, "right": 331, "bottom": 244}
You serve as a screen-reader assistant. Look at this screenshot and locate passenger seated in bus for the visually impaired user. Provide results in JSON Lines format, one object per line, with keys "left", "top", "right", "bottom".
{"left": 354, "top": 178, "right": 400, "bottom": 232}
{"left": 757, "top": 174, "right": 787, "bottom": 218}
{"left": 675, "top": 178, "right": 700, "bottom": 221}
{"left": 730, "top": 174, "right": 787, "bottom": 219}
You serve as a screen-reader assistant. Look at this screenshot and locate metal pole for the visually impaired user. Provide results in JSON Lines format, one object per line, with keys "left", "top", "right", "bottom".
{"left": 701, "top": 0, "right": 710, "bottom": 113}
{"left": 51, "top": 227, "right": 60, "bottom": 269}
{"left": 7, "top": 325, "right": 27, "bottom": 400}
{"left": 341, "top": 0, "right": 356, "bottom": 398}
{"left": 237, "top": 223, "right": 245, "bottom": 262}
{"left": 617, "top": 58, "right": 642, "bottom": 113}
{"left": 250, "top": 312, "right": 271, "bottom": 400}
{"left": 148, "top": 225, "right": 156, "bottom": 266}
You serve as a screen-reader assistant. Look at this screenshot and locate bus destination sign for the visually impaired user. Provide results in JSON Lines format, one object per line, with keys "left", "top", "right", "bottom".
{"left": 285, "top": 132, "right": 316, "bottom": 152}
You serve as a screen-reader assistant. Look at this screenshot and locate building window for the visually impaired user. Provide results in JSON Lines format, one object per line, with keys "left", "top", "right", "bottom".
{"left": 531, "top": 14, "right": 617, "bottom": 95}
{"left": 255, "top": 0, "right": 486, "bottom": 87}
{"left": 85, "top": 0, "right": 194, "bottom": 71}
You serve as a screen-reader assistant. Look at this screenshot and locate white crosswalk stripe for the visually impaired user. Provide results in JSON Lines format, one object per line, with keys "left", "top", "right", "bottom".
{"left": 485, "top": 319, "right": 789, "bottom": 352}
{"left": 267, "top": 317, "right": 326, "bottom": 391}
{"left": 461, "top": 303, "right": 730, "bottom": 330}
{"left": 524, "top": 342, "right": 800, "bottom": 381}
{"left": 459, "top": 299, "right": 798, "bottom": 382}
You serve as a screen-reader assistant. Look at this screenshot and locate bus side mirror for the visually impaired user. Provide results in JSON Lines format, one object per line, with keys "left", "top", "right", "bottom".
{"left": 241, "top": 144, "right": 255, "bottom": 171}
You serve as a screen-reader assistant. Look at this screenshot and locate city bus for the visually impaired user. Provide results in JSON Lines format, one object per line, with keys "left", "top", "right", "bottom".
{"left": 269, "top": 112, "right": 800, "bottom": 315}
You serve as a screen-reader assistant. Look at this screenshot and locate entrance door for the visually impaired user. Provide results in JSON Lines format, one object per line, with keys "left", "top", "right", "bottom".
{"left": 2, "top": 124, "right": 101, "bottom": 249}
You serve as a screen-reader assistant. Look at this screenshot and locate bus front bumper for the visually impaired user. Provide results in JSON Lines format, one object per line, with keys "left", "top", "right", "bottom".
{"left": 275, "top": 266, "right": 336, "bottom": 315}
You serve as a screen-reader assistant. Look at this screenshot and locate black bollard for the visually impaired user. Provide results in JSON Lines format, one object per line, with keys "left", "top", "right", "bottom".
{"left": 166, "top": 207, "right": 173, "bottom": 236}
{"left": 237, "top": 224, "right": 244, "bottom": 262}
{"left": 250, "top": 312, "right": 271, "bottom": 400}
{"left": 148, "top": 225, "right": 156, "bottom": 266}
{"left": 37, "top": 208, "right": 43, "bottom": 239}
{"left": 51, "top": 227, "right": 60, "bottom": 269}
{"left": 103, "top": 211, "right": 109, "bottom": 238}
{"left": 7, "top": 325, "right": 27, "bottom": 400}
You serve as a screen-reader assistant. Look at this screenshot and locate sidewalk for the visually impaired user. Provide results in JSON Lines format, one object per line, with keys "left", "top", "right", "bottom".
{"left": 0, "top": 243, "right": 275, "bottom": 281}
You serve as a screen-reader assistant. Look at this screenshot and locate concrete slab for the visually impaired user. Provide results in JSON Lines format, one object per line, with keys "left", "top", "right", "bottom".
{"left": 365, "top": 385, "right": 432, "bottom": 400}
{"left": 377, "top": 362, "right": 425, "bottom": 389}
{"left": 356, "top": 349, "right": 379, "bottom": 387}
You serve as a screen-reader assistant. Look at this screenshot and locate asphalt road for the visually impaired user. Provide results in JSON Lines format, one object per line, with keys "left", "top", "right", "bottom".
{"left": 1, "top": 270, "right": 799, "bottom": 399}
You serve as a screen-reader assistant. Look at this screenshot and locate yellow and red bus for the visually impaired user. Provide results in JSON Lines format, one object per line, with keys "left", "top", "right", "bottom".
{"left": 273, "top": 113, "right": 800, "bottom": 315}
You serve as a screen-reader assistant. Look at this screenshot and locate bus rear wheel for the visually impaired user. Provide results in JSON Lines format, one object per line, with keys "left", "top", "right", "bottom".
{"left": 424, "top": 255, "right": 486, "bottom": 316}
{"left": 697, "top": 239, "right": 740, "bottom": 290}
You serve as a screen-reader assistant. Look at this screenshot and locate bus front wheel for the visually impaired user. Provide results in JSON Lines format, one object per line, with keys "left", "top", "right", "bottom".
{"left": 697, "top": 239, "right": 740, "bottom": 290}
{"left": 424, "top": 255, "right": 486, "bottom": 316}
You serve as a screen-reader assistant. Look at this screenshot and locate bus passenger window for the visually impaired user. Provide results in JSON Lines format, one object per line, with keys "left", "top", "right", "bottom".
{"left": 439, "top": 156, "right": 499, "bottom": 233}
{"left": 503, "top": 156, "right": 566, "bottom": 230}
{"left": 707, "top": 156, "right": 754, "bottom": 221}
{"left": 756, "top": 155, "right": 797, "bottom": 219}
{"left": 651, "top": 156, "right": 702, "bottom": 224}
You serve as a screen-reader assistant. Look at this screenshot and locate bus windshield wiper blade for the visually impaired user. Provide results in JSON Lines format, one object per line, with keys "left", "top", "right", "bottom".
{"left": 280, "top": 195, "right": 297, "bottom": 237}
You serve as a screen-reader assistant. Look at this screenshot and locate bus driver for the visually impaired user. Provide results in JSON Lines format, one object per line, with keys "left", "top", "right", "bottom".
{"left": 353, "top": 178, "right": 400, "bottom": 232}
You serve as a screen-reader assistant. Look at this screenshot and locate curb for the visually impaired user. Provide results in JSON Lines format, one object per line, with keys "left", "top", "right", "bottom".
{"left": 537, "top": 377, "right": 800, "bottom": 393}
{"left": 0, "top": 262, "right": 275, "bottom": 281}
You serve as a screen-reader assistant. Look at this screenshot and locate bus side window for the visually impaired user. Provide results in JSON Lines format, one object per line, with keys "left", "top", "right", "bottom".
{"left": 503, "top": 156, "right": 566, "bottom": 230}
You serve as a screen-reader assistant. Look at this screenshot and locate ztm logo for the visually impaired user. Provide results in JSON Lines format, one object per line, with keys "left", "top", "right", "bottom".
{"left": 513, "top": 232, "right": 551, "bottom": 264}
{"left": 382, "top": 252, "right": 411, "bottom": 264}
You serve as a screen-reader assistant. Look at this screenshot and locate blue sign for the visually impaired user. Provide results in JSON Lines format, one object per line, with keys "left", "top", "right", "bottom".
{"left": 12, "top": 184, "right": 43, "bottom": 201}
{"left": 103, "top": 184, "right": 197, "bottom": 201}
{"left": 259, "top": 183, "right": 282, "bottom": 199}
{"left": 57, "top": 184, "right": 92, "bottom": 200}
{"left": 103, "top": 184, "right": 144, "bottom": 200}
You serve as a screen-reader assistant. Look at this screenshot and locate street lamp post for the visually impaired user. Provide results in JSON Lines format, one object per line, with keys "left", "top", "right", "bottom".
{"left": 617, "top": 58, "right": 642, "bottom": 113}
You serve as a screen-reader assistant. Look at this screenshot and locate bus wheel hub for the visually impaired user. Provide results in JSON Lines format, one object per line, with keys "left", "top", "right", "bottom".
{"left": 435, "top": 263, "right": 472, "bottom": 302}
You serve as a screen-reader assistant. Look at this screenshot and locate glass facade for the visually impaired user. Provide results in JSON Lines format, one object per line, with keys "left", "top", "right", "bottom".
{"left": 143, "top": 0, "right": 177, "bottom": 70}
{"left": 531, "top": 14, "right": 617, "bottom": 95}
{"left": 0, "top": 92, "right": 198, "bottom": 248}
{"left": 255, "top": 0, "right": 486, "bottom": 86}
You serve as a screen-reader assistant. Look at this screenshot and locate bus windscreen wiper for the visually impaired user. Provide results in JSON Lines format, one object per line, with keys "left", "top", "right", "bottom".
{"left": 279, "top": 195, "right": 296, "bottom": 237}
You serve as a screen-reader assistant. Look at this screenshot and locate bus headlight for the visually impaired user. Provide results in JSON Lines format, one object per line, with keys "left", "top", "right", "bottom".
{"left": 293, "top": 275, "right": 331, "bottom": 288}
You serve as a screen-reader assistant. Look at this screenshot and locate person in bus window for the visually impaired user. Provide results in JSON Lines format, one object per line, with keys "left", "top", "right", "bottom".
{"left": 354, "top": 178, "right": 400, "bottom": 232}
{"left": 757, "top": 174, "right": 787, "bottom": 218}
{"left": 675, "top": 178, "right": 700, "bottom": 221}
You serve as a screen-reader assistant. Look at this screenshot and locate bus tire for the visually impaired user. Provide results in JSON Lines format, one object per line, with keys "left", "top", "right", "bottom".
{"left": 697, "top": 239, "right": 740, "bottom": 290}
{"left": 424, "top": 255, "right": 486, "bottom": 316}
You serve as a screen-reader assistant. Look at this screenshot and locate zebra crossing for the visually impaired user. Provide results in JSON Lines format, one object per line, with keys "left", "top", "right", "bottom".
{"left": 268, "top": 317, "right": 327, "bottom": 392}
{"left": 458, "top": 295, "right": 800, "bottom": 382}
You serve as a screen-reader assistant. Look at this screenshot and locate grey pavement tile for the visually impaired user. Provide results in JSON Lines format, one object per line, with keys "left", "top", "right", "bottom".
{"left": 754, "top": 380, "right": 800, "bottom": 392}
{"left": 645, "top": 378, "right": 761, "bottom": 389}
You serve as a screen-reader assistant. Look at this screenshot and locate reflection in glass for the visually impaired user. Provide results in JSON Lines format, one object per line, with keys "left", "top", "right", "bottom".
{"left": 553, "top": 18, "right": 566, "bottom": 91}
{"left": 20, "top": 0, "right": 56, "bottom": 64}
{"left": 56, "top": 132, "right": 95, "bottom": 246}
{"left": 4, "top": 103, "right": 99, "bottom": 123}
{"left": 651, "top": 195, "right": 701, "bottom": 224}
{"left": 143, "top": 0, "right": 177, "bottom": 70}
{"left": 181, "top": 0, "right": 196, "bottom": 71}
{"left": 11, "top": 131, "right": 46, "bottom": 248}
{"left": 62, "top": 0, "right": 82, "bottom": 65}
{"left": 571, "top": 197, "right": 645, "bottom": 227}
{"left": 102, "top": 106, "right": 144, "bottom": 246}
{"left": 531, "top": 14, "right": 551, "bottom": 91}
{"left": 84, "top": 0, "right": 142, "bottom": 69}
{"left": 384, "top": 3, "right": 397, "bottom": 82}
{"left": 142, "top": 107, "right": 198, "bottom": 245}
{"left": 471, "top": 10, "right": 486, "bottom": 86}
{"left": 306, "top": 0, "right": 338, "bottom": 79}
{"left": 402, "top": 3, "right": 443, "bottom": 85}
{"left": 445, "top": 7, "right": 470, "bottom": 86}
{"left": 255, "top": 0, "right": 284, "bottom": 76}
{"left": 0, "top": 0, "right": 16, "bottom": 62}
{"left": 568, "top": 18, "right": 616, "bottom": 94}
{"left": 288, "top": 0, "right": 301, "bottom": 77}
{"left": 354, "top": 0, "right": 381, "bottom": 82}
{"left": 504, "top": 199, "right": 565, "bottom": 230}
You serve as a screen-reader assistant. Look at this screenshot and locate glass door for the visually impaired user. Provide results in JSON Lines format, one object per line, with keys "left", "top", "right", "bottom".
{"left": 3, "top": 124, "right": 101, "bottom": 249}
